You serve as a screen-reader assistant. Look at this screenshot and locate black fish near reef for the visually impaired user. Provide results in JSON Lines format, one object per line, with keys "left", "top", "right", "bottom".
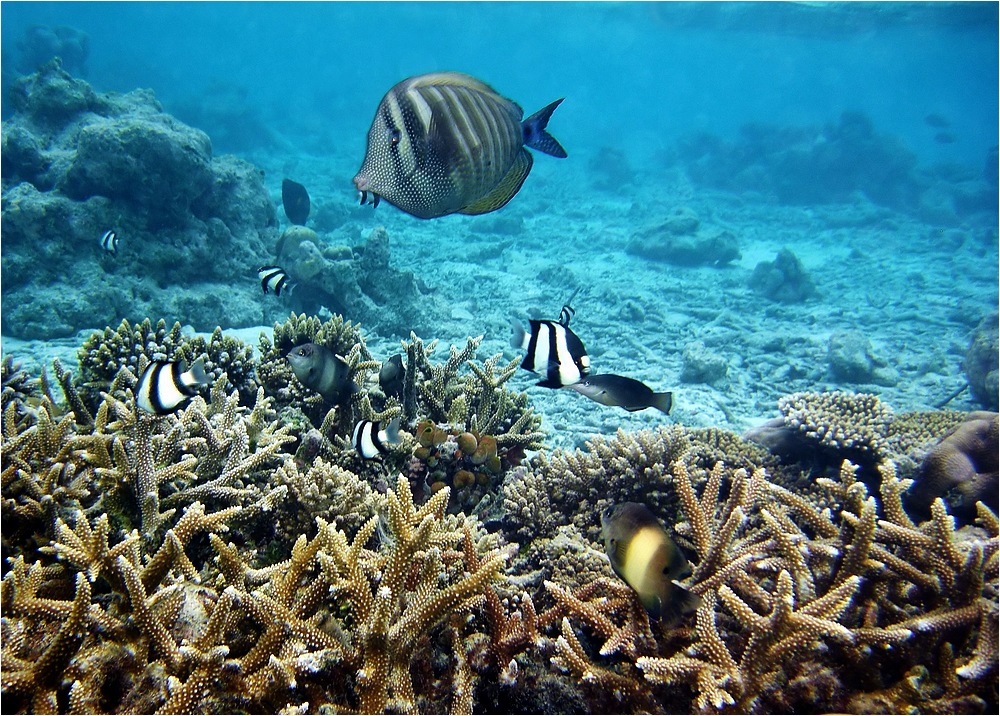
{"left": 511, "top": 318, "right": 590, "bottom": 388}
{"left": 925, "top": 112, "right": 950, "bottom": 128}
{"left": 258, "top": 265, "right": 294, "bottom": 296}
{"left": 353, "top": 71, "right": 567, "bottom": 219}
{"left": 286, "top": 343, "right": 358, "bottom": 405}
{"left": 352, "top": 417, "right": 402, "bottom": 459}
{"left": 570, "top": 373, "right": 673, "bottom": 415}
{"left": 99, "top": 230, "right": 119, "bottom": 255}
{"left": 601, "top": 502, "right": 700, "bottom": 625}
{"left": 379, "top": 354, "right": 405, "bottom": 399}
{"left": 135, "top": 358, "right": 209, "bottom": 415}
{"left": 282, "top": 178, "right": 311, "bottom": 225}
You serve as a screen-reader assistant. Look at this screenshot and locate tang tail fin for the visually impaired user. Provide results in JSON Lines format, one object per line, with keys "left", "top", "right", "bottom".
{"left": 654, "top": 391, "right": 674, "bottom": 415}
{"left": 522, "top": 98, "right": 568, "bottom": 158}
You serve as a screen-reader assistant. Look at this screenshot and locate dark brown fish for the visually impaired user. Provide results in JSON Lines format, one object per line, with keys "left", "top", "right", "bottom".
{"left": 570, "top": 373, "right": 673, "bottom": 414}
{"left": 353, "top": 72, "right": 567, "bottom": 219}
{"left": 282, "top": 178, "right": 311, "bottom": 225}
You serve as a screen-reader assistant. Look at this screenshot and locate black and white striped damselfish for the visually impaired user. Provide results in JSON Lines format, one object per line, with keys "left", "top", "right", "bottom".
{"left": 353, "top": 72, "right": 567, "bottom": 219}
{"left": 352, "top": 417, "right": 402, "bottom": 459}
{"left": 100, "top": 230, "right": 119, "bottom": 255}
{"left": 135, "top": 358, "right": 210, "bottom": 415}
{"left": 511, "top": 318, "right": 590, "bottom": 388}
{"left": 258, "top": 266, "right": 294, "bottom": 296}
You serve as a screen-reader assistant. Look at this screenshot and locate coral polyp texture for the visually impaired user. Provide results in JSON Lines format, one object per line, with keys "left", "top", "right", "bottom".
{"left": 2, "top": 320, "right": 998, "bottom": 714}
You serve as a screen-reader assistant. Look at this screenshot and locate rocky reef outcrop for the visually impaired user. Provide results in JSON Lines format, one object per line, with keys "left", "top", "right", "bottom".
{"left": 1, "top": 60, "right": 278, "bottom": 339}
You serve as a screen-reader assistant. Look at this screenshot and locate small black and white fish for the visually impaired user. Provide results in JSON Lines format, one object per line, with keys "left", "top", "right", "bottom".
{"left": 352, "top": 417, "right": 402, "bottom": 459}
{"left": 510, "top": 318, "right": 590, "bottom": 388}
{"left": 353, "top": 71, "right": 567, "bottom": 219}
{"left": 570, "top": 374, "right": 673, "bottom": 415}
{"left": 601, "top": 502, "right": 700, "bottom": 625}
{"left": 100, "top": 230, "right": 119, "bottom": 255}
{"left": 379, "top": 354, "right": 406, "bottom": 400}
{"left": 282, "top": 178, "right": 311, "bottom": 225}
{"left": 135, "top": 358, "right": 210, "bottom": 415}
{"left": 258, "top": 266, "right": 295, "bottom": 296}
{"left": 286, "top": 342, "right": 358, "bottom": 405}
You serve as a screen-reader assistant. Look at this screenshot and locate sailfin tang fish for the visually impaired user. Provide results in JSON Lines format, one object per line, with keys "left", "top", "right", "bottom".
{"left": 571, "top": 374, "right": 673, "bottom": 415}
{"left": 601, "top": 502, "right": 700, "bottom": 625}
{"left": 136, "top": 358, "right": 209, "bottom": 415}
{"left": 282, "top": 179, "right": 311, "bottom": 225}
{"left": 258, "top": 266, "right": 294, "bottom": 296}
{"left": 511, "top": 318, "right": 590, "bottom": 388}
{"left": 352, "top": 417, "right": 402, "bottom": 459}
{"left": 286, "top": 343, "right": 358, "bottom": 405}
{"left": 353, "top": 71, "right": 567, "bottom": 219}
{"left": 100, "top": 230, "right": 119, "bottom": 255}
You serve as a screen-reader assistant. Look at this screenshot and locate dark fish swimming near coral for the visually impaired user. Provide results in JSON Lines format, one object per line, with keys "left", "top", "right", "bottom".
{"left": 379, "top": 353, "right": 406, "bottom": 400}
{"left": 352, "top": 417, "right": 402, "bottom": 459}
{"left": 933, "top": 131, "right": 957, "bottom": 144}
{"left": 353, "top": 71, "right": 567, "bottom": 219}
{"left": 601, "top": 502, "right": 700, "bottom": 624}
{"left": 570, "top": 374, "right": 673, "bottom": 415}
{"left": 99, "top": 230, "right": 119, "bottom": 255}
{"left": 258, "top": 265, "right": 294, "bottom": 296}
{"left": 511, "top": 318, "right": 590, "bottom": 388}
{"left": 282, "top": 178, "right": 311, "bottom": 225}
{"left": 286, "top": 343, "right": 358, "bottom": 405}
{"left": 135, "top": 358, "right": 209, "bottom": 415}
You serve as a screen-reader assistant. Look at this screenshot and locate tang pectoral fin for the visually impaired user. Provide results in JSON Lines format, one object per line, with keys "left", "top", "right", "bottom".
{"left": 458, "top": 149, "right": 533, "bottom": 215}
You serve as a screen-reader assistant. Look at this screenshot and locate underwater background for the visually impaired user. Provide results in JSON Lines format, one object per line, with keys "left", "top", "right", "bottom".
{"left": 1, "top": 2, "right": 998, "bottom": 714}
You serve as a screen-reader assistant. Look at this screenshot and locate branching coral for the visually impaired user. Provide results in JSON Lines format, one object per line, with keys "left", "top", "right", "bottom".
{"left": 538, "top": 458, "right": 997, "bottom": 713}
{"left": 78, "top": 318, "right": 259, "bottom": 409}
{"left": 503, "top": 425, "right": 771, "bottom": 544}
{"left": 401, "top": 332, "right": 544, "bottom": 452}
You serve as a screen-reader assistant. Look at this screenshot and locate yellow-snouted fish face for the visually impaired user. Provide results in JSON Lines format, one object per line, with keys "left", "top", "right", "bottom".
{"left": 601, "top": 502, "right": 696, "bottom": 623}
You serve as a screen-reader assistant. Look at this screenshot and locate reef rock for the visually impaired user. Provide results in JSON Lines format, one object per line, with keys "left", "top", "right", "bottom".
{"left": 0, "top": 60, "right": 277, "bottom": 339}
{"left": 750, "top": 248, "right": 816, "bottom": 303}
{"left": 274, "top": 225, "right": 443, "bottom": 336}
{"left": 627, "top": 210, "right": 740, "bottom": 267}
{"left": 827, "top": 330, "right": 897, "bottom": 386}
{"left": 964, "top": 313, "right": 999, "bottom": 411}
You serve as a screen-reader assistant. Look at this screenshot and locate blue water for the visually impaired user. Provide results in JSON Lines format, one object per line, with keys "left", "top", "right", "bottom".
{"left": 3, "top": 1, "right": 996, "bottom": 168}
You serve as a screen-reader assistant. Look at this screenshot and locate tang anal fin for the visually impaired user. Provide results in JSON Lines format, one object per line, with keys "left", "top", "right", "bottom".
{"left": 459, "top": 150, "right": 533, "bottom": 215}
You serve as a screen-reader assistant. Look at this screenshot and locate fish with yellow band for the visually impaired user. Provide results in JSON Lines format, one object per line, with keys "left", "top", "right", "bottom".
{"left": 601, "top": 502, "right": 700, "bottom": 625}
{"left": 353, "top": 71, "right": 567, "bottom": 219}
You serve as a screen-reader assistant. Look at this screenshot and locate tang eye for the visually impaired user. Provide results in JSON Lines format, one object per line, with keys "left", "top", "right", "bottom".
{"left": 389, "top": 128, "right": 402, "bottom": 146}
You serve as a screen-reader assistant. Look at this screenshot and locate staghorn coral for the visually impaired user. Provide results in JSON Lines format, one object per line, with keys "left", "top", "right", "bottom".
{"left": 539, "top": 457, "right": 997, "bottom": 713}
{"left": 502, "top": 424, "right": 771, "bottom": 544}
{"left": 401, "top": 332, "right": 544, "bottom": 452}
{"left": 78, "top": 318, "right": 259, "bottom": 408}
{"left": 255, "top": 311, "right": 376, "bottom": 430}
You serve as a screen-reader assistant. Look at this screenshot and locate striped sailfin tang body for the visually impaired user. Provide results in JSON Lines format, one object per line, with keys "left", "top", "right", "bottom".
{"left": 354, "top": 72, "right": 562, "bottom": 219}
